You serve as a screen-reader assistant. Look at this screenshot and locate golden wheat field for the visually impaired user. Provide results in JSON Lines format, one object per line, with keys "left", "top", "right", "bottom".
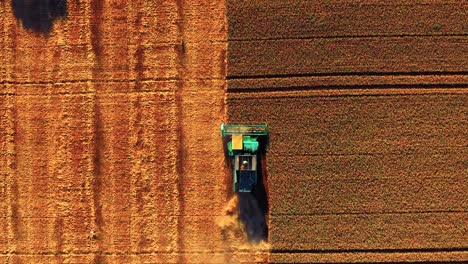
{"left": 1, "top": 0, "right": 467, "bottom": 263}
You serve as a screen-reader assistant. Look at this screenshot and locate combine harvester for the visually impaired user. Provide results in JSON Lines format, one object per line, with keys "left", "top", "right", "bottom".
{"left": 221, "top": 123, "right": 269, "bottom": 192}
{"left": 221, "top": 123, "right": 269, "bottom": 242}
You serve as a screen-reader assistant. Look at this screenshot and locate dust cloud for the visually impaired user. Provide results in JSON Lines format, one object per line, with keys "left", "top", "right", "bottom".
{"left": 217, "top": 194, "right": 269, "bottom": 246}
{"left": 217, "top": 195, "right": 242, "bottom": 232}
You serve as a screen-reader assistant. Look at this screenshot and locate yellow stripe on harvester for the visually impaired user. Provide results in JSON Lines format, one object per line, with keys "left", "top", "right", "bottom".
{"left": 232, "top": 134, "right": 243, "bottom": 150}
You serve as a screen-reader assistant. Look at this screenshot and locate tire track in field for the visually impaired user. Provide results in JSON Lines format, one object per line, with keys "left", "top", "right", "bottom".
{"left": 175, "top": 1, "right": 187, "bottom": 262}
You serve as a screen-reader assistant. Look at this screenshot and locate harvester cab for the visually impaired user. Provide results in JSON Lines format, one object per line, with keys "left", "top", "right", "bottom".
{"left": 221, "top": 123, "right": 269, "bottom": 193}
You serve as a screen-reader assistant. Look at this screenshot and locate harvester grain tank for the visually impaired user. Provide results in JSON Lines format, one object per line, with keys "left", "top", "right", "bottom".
{"left": 221, "top": 123, "right": 268, "bottom": 192}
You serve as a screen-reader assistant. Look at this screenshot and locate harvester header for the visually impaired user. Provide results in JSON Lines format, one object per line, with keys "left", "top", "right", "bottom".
{"left": 221, "top": 123, "right": 268, "bottom": 136}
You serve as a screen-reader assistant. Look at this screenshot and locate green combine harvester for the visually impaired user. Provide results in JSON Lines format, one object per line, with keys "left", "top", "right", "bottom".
{"left": 221, "top": 123, "right": 269, "bottom": 193}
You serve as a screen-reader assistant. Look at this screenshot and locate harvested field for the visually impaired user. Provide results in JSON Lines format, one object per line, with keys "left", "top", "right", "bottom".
{"left": 0, "top": 0, "right": 268, "bottom": 263}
